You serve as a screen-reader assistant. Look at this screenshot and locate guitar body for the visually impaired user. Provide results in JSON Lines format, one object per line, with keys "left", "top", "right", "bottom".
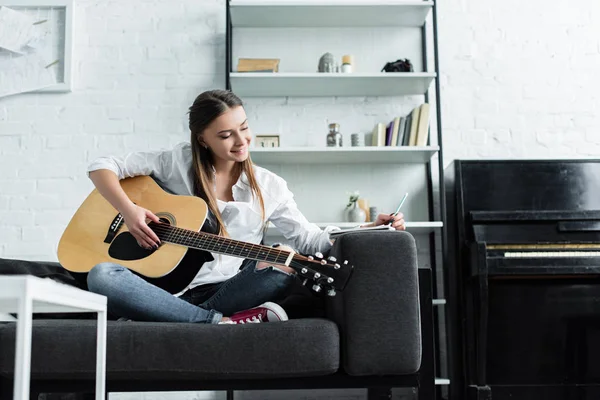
{"left": 58, "top": 176, "right": 213, "bottom": 294}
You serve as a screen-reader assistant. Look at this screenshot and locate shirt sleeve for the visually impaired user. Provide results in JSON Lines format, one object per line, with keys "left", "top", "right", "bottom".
{"left": 267, "top": 177, "right": 338, "bottom": 255}
{"left": 87, "top": 144, "right": 181, "bottom": 183}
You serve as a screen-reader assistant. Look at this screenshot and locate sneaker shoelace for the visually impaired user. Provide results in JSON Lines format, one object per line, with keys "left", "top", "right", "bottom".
{"left": 218, "top": 313, "right": 265, "bottom": 325}
{"left": 237, "top": 315, "right": 262, "bottom": 324}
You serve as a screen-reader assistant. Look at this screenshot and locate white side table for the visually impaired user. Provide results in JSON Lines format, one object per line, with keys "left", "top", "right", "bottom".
{"left": 0, "top": 275, "right": 107, "bottom": 400}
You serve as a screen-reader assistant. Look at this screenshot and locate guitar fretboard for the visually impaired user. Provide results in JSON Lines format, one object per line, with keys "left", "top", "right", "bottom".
{"left": 149, "top": 222, "right": 291, "bottom": 265}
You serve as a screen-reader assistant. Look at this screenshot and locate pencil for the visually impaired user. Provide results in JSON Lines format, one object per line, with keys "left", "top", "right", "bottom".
{"left": 387, "top": 193, "right": 408, "bottom": 225}
{"left": 392, "top": 193, "right": 408, "bottom": 216}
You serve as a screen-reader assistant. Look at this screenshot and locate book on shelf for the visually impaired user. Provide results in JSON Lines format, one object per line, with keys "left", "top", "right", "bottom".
{"left": 396, "top": 116, "right": 407, "bottom": 146}
{"left": 407, "top": 105, "right": 421, "bottom": 146}
{"left": 415, "top": 103, "right": 430, "bottom": 146}
{"left": 390, "top": 116, "right": 401, "bottom": 146}
{"left": 385, "top": 122, "right": 393, "bottom": 146}
{"left": 402, "top": 112, "right": 412, "bottom": 146}
{"left": 371, "top": 122, "right": 386, "bottom": 146}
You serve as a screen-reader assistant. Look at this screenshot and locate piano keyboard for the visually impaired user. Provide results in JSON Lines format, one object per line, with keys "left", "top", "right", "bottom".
{"left": 504, "top": 251, "right": 600, "bottom": 258}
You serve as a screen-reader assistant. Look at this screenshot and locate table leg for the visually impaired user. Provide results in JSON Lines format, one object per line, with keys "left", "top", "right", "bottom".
{"left": 96, "top": 310, "right": 107, "bottom": 400}
{"left": 14, "top": 296, "right": 33, "bottom": 400}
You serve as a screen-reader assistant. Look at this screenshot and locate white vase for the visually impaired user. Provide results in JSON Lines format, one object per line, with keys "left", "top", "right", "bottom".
{"left": 346, "top": 202, "right": 366, "bottom": 223}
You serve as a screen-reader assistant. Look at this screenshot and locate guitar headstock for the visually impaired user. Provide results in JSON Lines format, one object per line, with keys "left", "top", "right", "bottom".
{"left": 290, "top": 252, "right": 353, "bottom": 296}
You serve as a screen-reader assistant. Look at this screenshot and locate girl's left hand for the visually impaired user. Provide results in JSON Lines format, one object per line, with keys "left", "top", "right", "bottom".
{"left": 374, "top": 212, "right": 406, "bottom": 231}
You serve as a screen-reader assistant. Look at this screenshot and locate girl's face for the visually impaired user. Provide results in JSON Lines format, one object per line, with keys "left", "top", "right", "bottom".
{"left": 201, "top": 106, "right": 252, "bottom": 165}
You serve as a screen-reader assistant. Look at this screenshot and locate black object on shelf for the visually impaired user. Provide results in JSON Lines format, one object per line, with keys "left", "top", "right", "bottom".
{"left": 381, "top": 58, "right": 414, "bottom": 72}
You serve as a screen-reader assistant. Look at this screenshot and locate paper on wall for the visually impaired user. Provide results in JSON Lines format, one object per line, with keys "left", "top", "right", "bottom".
{"left": 0, "top": 6, "right": 36, "bottom": 54}
{"left": 0, "top": 53, "right": 57, "bottom": 98}
{"left": 26, "top": 22, "right": 51, "bottom": 51}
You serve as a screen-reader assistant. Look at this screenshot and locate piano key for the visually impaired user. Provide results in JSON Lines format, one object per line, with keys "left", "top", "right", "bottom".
{"left": 504, "top": 251, "right": 600, "bottom": 258}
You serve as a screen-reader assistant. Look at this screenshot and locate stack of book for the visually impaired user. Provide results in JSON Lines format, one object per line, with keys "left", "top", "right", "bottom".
{"left": 370, "top": 103, "right": 430, "bottom": 147}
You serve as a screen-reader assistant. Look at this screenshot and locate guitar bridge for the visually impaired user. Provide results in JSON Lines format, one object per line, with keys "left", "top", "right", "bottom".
{"left": 104, "top": 213, "right": 125, "bottom": 243}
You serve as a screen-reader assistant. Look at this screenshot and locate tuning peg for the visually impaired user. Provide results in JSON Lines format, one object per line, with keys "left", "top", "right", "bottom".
{"left": 308, "top": 256, "right": 314, "bottom": 261}
{"left": 302, "top": 279, "right": 308, "bottom": 286}
{"left": 314, "top": 273, "right": 321, "bottom": 279}
{"left": 312, "top": 284, "right": 322, "bottom": 293}
{"left": 343, "top": 260, "right": 349, "bottom": 265}
{"left": 320, "top": 259, "right": 327, "bottom": 265}
{"left": 301, "top": 268, "right": 308, "bottom": 274}
{"left": 334, "top": 263, "right": 341, "bottom": 270}
{"left": 327, "top": 288, "right": 336, "bottom": 297}
{"left": 327, "top": 256, "right": 337, "bottom": 262}
{"left": 315, "top": 252, "right": 323, "bottom": 259}
{"left": 327, "top": 277, "right": 334, "bottom": 283}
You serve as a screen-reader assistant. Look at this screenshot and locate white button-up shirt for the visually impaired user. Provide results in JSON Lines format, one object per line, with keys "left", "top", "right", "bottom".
{"left": 87, "top": 142, "right": 336, "bottom": 292}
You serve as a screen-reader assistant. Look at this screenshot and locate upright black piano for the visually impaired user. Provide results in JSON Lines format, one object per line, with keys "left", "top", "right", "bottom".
{"left": 445, "top": 160, "right": 600, "bottom": 400}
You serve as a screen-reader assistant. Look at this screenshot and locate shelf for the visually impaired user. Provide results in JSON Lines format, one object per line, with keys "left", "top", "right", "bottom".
{"left": 265, "top": 221, "right": 443, "bottom": 236}
{"left": 250, "top": 146, "right": 439, "bottom": 164}
{"left": 230, "top": 72, "right": 436, "bottom": 97}
{"left": 403, "top": 221, "right": 443, "bottom": 234}
{"left": 229, "top": 1, "right": 433, "bottom": 28}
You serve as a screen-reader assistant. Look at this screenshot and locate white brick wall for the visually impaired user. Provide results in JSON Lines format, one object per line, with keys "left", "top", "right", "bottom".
{"left": 0, "top": 0, "right": 597, "bottom": 398}
{"left": 439, "top": 0, "right": 600, "bottom": 161}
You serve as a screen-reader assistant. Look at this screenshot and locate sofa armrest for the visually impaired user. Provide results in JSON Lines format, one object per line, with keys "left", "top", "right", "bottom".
{"left": 326, "top": 231, "right": 421, "bottom": 376}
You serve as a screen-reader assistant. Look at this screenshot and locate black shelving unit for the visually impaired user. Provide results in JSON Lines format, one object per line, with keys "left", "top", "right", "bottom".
{"left": 225, "top": 2, "right": 448, "bottom": 399}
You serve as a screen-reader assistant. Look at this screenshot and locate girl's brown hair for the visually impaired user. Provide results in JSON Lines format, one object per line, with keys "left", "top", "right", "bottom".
{"left": 188, "top": 89, "right": 265, "bottom": 236}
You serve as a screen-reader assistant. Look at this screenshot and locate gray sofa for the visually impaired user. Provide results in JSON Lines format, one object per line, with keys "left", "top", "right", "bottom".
{"left": 0, "top": 231, "right": 433, "bottom": 400}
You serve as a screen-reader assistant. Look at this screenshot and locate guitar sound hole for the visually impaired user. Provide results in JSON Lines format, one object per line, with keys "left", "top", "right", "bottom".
{"left": 108, "top": 232, "right": 155, "bottom": 261}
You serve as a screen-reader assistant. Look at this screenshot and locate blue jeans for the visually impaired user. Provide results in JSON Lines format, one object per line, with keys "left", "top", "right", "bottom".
{"left": 86, "top": 259, "right": 295, "bottom": 324}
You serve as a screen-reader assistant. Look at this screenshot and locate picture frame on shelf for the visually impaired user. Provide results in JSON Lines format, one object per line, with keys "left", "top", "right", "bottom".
{"left": 255, "top": 135, "right": 280, "bottom": 148}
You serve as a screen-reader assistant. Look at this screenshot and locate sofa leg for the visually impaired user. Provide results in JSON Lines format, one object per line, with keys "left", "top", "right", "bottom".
{"left": 368, "top": 387, "right": 392, "bottom": 400}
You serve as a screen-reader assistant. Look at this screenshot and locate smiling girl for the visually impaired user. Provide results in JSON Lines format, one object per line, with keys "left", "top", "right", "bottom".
{"left": 85, "top": 89, "right": 406, "bottom": 324}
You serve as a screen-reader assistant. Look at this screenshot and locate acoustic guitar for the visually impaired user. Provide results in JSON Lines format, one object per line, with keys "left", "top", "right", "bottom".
{"left": 57, "top": 175, "right": 353, "bottom": 295}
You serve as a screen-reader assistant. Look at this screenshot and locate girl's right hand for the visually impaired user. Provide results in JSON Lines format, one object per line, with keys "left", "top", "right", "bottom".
{"left": 120, "top": 204, "right": 161, "bottom": 249}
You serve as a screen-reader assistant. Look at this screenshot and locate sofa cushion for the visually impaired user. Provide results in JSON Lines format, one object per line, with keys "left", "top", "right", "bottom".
{"left": 0, "top": 318, "right": 339, "bottom": 380}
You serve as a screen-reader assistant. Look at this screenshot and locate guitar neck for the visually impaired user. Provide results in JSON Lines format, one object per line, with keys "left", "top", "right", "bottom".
{"left": 149, "top": 222, "right": 294, "bottom": 265}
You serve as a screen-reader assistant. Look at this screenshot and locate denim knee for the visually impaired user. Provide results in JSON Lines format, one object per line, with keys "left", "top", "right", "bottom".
{"left": 87, "top": 262, "right": 124, "bottom": 294}
{"left": 253, "top": 265, "right": 296, "bottom": 294}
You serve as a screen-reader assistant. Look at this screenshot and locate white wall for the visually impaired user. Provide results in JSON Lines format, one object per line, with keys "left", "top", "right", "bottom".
{"left": 439, "top": 0, "right": 600, "bottom": 160}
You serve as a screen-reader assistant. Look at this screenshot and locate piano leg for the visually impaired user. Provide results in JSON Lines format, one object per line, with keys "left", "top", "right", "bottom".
{"left": 476, "top": 272, "right": 489, "bottom": 386}
{"left": 469, "top": 243, "right": 490, "bottom": 390}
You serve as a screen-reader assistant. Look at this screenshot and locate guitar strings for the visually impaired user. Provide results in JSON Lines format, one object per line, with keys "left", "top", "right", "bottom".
{"left": 149, "top": 223, "right": 336, "bottom": 268}
{"left": 146, "top": 223, "right": 340, "bottom": 281}
{"left": 148, "top": 224, "right": 320, "bottom": 264}
{"left": 149, "top": 223, "right": 294, "bottom": 264}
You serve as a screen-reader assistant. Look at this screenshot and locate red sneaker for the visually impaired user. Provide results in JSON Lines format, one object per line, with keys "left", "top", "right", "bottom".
{"left": 222, "top": 302, "right": 288, "bottom": 324}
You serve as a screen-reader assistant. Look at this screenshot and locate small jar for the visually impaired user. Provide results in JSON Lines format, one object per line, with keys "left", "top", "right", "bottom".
{"left": 341, "top": 55, "right": 353, "bottom": 73}
{"left": 327, "top": 123, "right": 343, "bottom": 147}
{"left": 369, "top": 206, "right": 378, "bottom": 222}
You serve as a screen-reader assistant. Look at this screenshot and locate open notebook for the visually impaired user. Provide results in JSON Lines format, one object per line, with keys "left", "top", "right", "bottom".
{"left": 329, "top": 224, "right": 395, "bottom": 239}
